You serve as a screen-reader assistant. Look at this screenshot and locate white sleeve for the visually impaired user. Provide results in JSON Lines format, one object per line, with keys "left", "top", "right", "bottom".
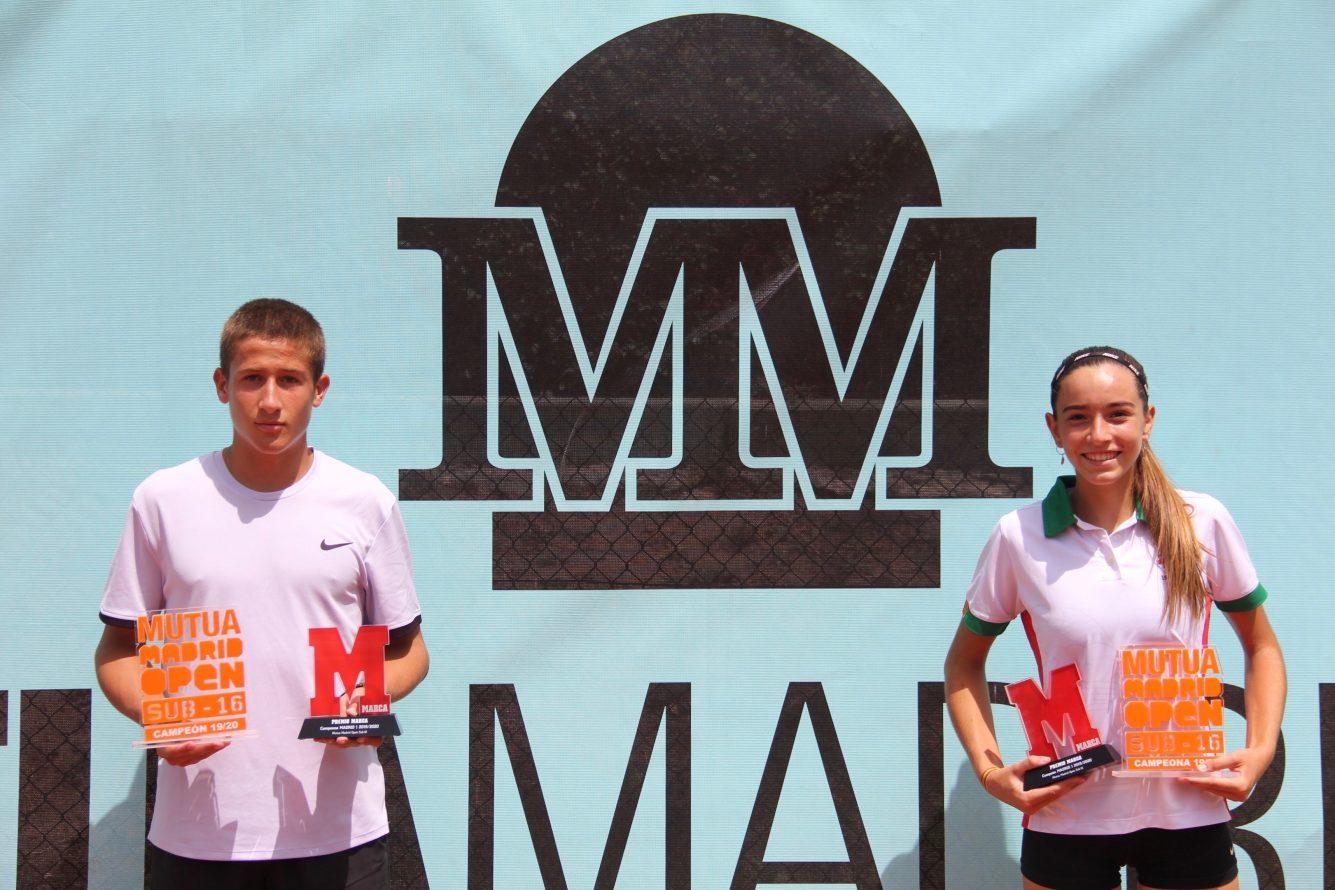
{"left": 1200, "top": 497, "right": 1266, "bottom": 612}
{"left": 364, "top": 502, "right": 422, "bottom": 633}
{"left": 99, "top": 501, "right": 164, "bottom": 625}
{"left": 963, "top": 520, "right": 1020, "bottom": 635}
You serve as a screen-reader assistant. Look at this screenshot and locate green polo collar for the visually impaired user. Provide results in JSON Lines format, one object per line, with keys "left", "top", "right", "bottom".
{"left": 1042, "top": 475, "right": 1146, "bottom": 537}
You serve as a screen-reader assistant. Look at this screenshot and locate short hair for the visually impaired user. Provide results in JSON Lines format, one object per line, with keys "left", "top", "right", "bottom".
{"left": 219, "top": 298, "right": 326, "bottom": 378}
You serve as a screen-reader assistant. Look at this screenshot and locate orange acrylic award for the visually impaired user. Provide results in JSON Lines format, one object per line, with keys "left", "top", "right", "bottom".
{"left": 134, "top": 607, "right": 253, "bottom": 748}
{"left": 1114, "top": 645, "right": 1227, "bottom": 776}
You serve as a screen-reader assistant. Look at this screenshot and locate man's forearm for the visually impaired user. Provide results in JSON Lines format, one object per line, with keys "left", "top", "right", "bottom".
{"left": 384, "top": 628, "right": 430, "bottom": 703}
{"left": 94, "top": 627, "right": 142, "bottom": 723}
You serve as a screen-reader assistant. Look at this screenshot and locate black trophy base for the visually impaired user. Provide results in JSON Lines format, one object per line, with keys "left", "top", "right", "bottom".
{"left": 299, "top": 714, "right": 401, "bottom": 740}
{"left": 1022, "top": 744, "right": 1120, "bottom": 790}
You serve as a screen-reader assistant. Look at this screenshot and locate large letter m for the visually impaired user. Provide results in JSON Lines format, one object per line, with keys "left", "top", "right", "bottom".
{"left": 398, "top": 208, "right": 1035, "bottom": 512}
{"left": 1005, "top": 663, "right": 1102, "bottom": 760}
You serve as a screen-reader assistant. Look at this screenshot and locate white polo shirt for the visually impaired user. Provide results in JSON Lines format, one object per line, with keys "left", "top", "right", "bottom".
{"left": 964, "top": 476, "right": 1267, "bottom": 835}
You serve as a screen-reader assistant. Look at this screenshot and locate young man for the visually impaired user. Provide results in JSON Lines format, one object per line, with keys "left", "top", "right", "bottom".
{"left": 94, "top": 299, "right": 429, "bottom": 889}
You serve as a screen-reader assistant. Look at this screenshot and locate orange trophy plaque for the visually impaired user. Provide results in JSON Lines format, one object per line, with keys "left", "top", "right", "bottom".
{"left": 1114, "top": 645, "right": 1226, "bottom": 776}
{"left": 134, "top": 607, "right": 253, "bottom": 748}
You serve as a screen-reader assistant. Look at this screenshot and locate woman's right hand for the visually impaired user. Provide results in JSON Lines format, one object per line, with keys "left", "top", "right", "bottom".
{"left": 981, "top": 755, "right": 1089, "bottom": 815}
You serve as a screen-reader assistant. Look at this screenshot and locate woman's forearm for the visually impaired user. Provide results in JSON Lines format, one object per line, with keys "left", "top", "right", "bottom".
{"left": 1242, "top": 638, "right": 1286, "bottom": 757}
{"left": 945, "top": 643, "right": 1004, "bottom": 777}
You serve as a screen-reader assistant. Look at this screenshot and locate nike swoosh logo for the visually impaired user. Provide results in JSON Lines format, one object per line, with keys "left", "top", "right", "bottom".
{"left": 320, "top": 539, "right": 353, "bottom": 551}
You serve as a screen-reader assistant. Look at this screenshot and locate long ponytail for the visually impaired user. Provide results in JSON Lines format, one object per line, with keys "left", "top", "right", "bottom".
{"left": 1134, "top": 444, "right": 1210, "bottom": 624}
{"left": 1051, "top": 346, "right": 1210, "bottom": 625}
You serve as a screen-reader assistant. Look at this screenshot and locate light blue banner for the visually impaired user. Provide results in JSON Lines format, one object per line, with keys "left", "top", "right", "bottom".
{"left": 2, "top": 2, "right": 1331, "bottom": 887}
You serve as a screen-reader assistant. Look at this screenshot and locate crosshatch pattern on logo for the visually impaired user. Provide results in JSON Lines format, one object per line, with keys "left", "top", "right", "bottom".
{"left": 493, "top": 507, "right": 940, "bottom": 589}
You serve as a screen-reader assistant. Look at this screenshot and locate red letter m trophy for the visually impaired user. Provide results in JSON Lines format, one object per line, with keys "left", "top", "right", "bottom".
{"left": 298, "top": 626, "right": 402, "bottom": 740}
{"left": 1005, "top": 663, "right": 1119, "bottom": 789}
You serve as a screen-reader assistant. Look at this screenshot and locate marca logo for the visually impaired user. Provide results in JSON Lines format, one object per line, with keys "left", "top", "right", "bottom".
{"left": 399, "top": 14, "right": 1033, "bottom": 589}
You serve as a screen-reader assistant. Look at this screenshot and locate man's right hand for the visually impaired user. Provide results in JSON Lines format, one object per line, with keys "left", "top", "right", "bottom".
{"left": 155, "top": 740, "right": 229, "bottom": 767}
{"left": 310, "top": 687, "right": 384, "bottom": 749}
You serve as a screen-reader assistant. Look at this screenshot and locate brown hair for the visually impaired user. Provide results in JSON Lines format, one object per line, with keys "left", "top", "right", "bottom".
{"left": 219, "top": 298, "right": 326, "bottom": 378}
{"left": 1050, "top": 347, "right": 1209, "bottom": 624}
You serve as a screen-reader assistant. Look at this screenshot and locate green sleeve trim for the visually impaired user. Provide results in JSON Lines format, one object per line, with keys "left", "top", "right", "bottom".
{"left": 963, "top": 609, "right": 1010, "bottom": 636}
{"left": 1217, "top": 583, "right": 1268, "bottom": 613}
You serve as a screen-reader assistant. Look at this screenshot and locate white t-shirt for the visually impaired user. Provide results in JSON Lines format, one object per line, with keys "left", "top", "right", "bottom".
{"left": 964, "top": 476, "right": 1268, "bottom": 835}
{"left": 100, "top": 450, "right": 422, "bottom": 860}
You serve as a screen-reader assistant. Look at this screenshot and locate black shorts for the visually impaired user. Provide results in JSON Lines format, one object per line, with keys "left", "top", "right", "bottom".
{"left": 147, "top": 835, "right": 388, "bottom": 890}
{"left": 1020, "top": 822, "right": 1238, "bottom": 890}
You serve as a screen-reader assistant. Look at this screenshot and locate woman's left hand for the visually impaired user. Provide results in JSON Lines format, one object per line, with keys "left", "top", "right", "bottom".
{"left": 1176, "top": 746, "right": 1273, "bottom": 802}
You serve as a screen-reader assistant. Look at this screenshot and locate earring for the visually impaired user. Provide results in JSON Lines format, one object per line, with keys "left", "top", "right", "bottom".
{"left": 1057, "top": 447, "right": 1066, "bottom": 466}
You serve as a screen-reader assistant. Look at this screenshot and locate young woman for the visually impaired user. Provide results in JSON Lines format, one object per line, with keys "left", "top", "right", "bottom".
{"left": 944, "top": 347, "right": 1285, "bottom": 890}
